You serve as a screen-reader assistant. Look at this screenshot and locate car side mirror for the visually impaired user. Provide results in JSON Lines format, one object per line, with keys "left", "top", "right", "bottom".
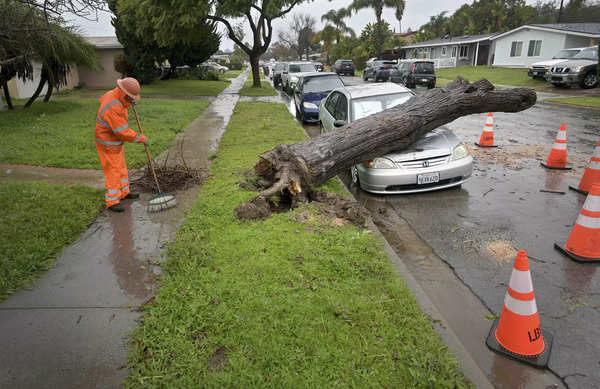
{"left": 333, "top": 120, "right": 346, "bottom": 128}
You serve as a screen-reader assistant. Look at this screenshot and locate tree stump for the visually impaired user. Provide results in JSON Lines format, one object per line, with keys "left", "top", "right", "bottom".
{"left": 236, "top": 77, "right": 537, "bottom": 220}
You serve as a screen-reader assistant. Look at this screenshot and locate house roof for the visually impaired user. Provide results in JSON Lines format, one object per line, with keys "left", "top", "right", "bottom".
{"left": 490, "top": 23, "right": 600, "bottom": 40}
{"left": 85, "top": 36, "right": 123, "bottom": 49}
{"left": 402, "top": 33, "right": 497, "bottom": 49}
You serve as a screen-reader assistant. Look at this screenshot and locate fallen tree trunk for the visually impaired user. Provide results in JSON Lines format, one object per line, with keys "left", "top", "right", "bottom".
{"left": 236, "top": 77, "right": 536, "bottom": 219}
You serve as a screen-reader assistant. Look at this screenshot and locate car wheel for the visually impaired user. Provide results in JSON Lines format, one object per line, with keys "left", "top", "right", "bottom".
{"left": 351, "top": 72, "right": 355, "bottom": 76}
{"left": 427, "top": 84, "right": 435, "bottom": 89}
{"left": 350, "top": 165, "right": 360, "bottom": 186}
{"left": 362, "top": 72, "right": 367, "bottom": 81}
{"left": 580, "top": 72, "right": 598, "bottom": 89}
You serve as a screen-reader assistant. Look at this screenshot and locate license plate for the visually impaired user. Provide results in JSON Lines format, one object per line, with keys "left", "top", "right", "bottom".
{"left": 422, "top": 79, "right": 429, "bottom": 82}
{"left": 417, "top": 172, "right": 440, "bottom": 185}
{"left": 532, "top": 72, "right": 538, "bottom": 75}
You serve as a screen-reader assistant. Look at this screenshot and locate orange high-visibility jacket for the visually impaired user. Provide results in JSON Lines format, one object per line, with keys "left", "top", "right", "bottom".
{"left": 95, "top": 87, "right": 146, "bottom": 146}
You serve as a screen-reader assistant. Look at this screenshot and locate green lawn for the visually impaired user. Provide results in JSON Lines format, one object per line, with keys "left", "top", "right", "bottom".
{"left": 545, "top": 96, "right": 600, "bottom": 108}
{"left": 141, "top": 79, "right": 231, "bottom": 96}
{"left": 0, "top": 98, "right": 208, "bottom": 169}
{"left": 0, "top": 181, "right": 104, "bottom": 300}
{"left": 239, "top": 79, "right": 277, "bottom": 97}
{"left": 222, "top": 69, "right": 244, "bottom": 79}
{"left": 436, "top": 66, "right": 547, "bottom": 89}
{"left": 126, "top": 102, "right": 470, "bottom": 388}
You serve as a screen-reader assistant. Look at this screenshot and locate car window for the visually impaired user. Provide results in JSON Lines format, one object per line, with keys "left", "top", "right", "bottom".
{"left": 553, "top": 49, "right": 579, "bottom": 59}
{"left": 414, "top": 62, "right": 434, "bottom": 74}
{"left": 334, "top": 94, "right": 348, "bottom": 121}
{"left": 289, "top": 63, "right": 316, "bottom": 72}
{"left": 573, "top": 48, "right": 598, "bottom": 60}
{"left": 303, "top": 76, "right": 344, "bottom": 93}
{"left": 325, "top": 93, "right": 340, "bottom": 115}
{"left": 352, "top": 92, "right": 414, "bottom": 120}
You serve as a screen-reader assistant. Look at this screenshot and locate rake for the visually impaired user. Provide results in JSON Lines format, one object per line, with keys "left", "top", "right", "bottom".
{"left": 132, "top": 104, "right": 177, "bottom": 212}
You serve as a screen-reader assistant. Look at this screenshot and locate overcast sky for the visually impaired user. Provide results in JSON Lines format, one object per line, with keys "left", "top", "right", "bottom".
{"left": 68, "top": 0, "right": 541, "bottom": 51}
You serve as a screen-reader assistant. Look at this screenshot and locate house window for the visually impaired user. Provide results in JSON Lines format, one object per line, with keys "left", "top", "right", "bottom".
{"left": 441, "top": 46, "right": 447, "bottom": 56}
{"left": 459, "top": 46, "right": 469, "bottom": 58}
{"left": 510, "top": 41, "right": 523, "bottom": 57}
{"left": 451, "top": 46, "right": 457, "bottom": 58}
{"left": 527, "top": 40, "right": 542, "bottom": 56}
{"left": 431, "top": 48, "right": 435, "bottom": 58}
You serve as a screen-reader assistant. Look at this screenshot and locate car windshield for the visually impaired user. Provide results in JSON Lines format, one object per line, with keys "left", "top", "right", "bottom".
{"left": 275, "top": 64, "right": 284, "bottom": 71}
{"left": 289, "top": 64, "right": 316, "bottom": 72}
{"left": 352, "top": 92, "right": 414, "bottom": 120}
{"left": 341, "top": 61, "right": 353, "bottom": 65}
{"left": 573, "top": 48, "right": 598, "bottom": 60}
{"left": 414, "top": 62, "right": 434, "bottom": 74}
{"left": 303, "top": 76, "right": 344, "bottom": 93}
{"left": 553, "top": 50, "right": 579, "bottom": 59}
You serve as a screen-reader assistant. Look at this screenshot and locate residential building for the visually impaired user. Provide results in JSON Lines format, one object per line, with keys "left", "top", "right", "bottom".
{"left": 490, "top": 23, "right": 600, "bottom": 67}
{"left": 78, "top": 36, "right": 124, "bottom": 89}
{"left": 400, "top": 34, "right": 497, "bottom": 68}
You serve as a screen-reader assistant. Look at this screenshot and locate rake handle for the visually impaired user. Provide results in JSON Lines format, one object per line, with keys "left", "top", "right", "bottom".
{"left": 131, "top": 104, "right": 162, "bottom": 194}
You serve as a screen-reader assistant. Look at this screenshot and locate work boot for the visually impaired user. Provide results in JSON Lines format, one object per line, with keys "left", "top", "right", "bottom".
{"left": 124, "top": 192, "right": 140, "bottom": 199}
{"left": 108, "top": 203, "right": 125, "bottom": 213}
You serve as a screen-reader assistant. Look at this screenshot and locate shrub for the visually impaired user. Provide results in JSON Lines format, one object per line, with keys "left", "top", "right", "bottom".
{"left": 229, "top": 61, "right": 243, "bottom": 70}
{"left": 176, "top": 67, "right": 220, "bottom": 81}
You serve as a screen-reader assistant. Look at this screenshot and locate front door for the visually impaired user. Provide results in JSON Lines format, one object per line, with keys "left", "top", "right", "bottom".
{"left": 477, "top": 45, "right": 490, "bottom": 65}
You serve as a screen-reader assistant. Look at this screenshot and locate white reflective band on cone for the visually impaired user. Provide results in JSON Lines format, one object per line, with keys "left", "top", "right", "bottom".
{"left": 509, "top": 269, "right": 534, "bottom": 294}
{"left": 552, "top": 143, "right": 567, "bottom": 150}
{"left": 556, "top": 131, "right": 567, "bottom": 141}
{"left": 593, "top": 147, "right": 600, "bottom": 159}
{"left": 504, "top": 294, "right": 538, "bottom": 316}
{"left": 576, "top": 213, "right": 600, "bottom": 229}
{"left": 588, "top": 161, "right": 600, "bottom": 170}
{"left": 583, "top": 193, "right": 600, "bottom": 213}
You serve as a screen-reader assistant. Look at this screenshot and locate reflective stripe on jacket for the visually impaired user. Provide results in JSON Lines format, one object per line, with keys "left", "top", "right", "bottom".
{"left": 95, "top": 87, "right": 146, "bottom": 145}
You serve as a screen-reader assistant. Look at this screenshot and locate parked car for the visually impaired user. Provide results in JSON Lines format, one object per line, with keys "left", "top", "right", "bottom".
{"left": 272, "top": 62, "right": 287, "bottom": 87}
{"left": 548, "top": 46, "right": 599, "bottom": 89}
{"left": 293, "top": 72, "right": 344, "bottom": 123}
{"left": 363, "top": 59, "right": 397, "bottom": 82}
{"left": 333, "top": 59, "right": 355, "bottom": 76}
{"left": 319, "top": 83, "right": 473, "bottom": 194}
{"left": 313, "top": 62, "right": 324, "bottom": 72}
{"left": 390, "top": 60, "right": 436, "bottom": 88}
{"left": 200, "top": 61, "right": 229, "bottom": 73}
{"left": 281, "top": 62, "right": 317, "bottom": 94}
{"left": 528, "top": 47, "right": 587, "bottom": 79}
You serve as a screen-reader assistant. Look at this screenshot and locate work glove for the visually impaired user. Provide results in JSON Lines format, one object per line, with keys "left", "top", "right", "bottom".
{"left": 140, "top": 135, "right": 148, "bottom": 145}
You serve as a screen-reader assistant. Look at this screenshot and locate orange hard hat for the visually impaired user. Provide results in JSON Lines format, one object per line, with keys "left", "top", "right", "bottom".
{"left": 117, "top": 77, "right": 141, "bottom": 100}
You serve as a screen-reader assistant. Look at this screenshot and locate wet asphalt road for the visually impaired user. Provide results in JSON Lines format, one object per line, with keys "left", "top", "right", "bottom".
{"left": 276, "top": 75, "right": 600, "bottom": 389}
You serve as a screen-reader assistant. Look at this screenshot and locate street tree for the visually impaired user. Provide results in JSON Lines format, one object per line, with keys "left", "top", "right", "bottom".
{"left": 278, "top": 13, "right": 317, "bottom": 60}
{"left": 313, "top": 25, "right": 337, "bottom": 65}
{"left": 344, "top": 0, "right": 406, "bottom": 59}
{"left": 235, "top": 79, "right": 537, "bottom": 220}
{"left": 131, "top": 0, "right": 307, "bottom": 88}
{"left": 320, "top": 8, "right": 354, "bottom": 44}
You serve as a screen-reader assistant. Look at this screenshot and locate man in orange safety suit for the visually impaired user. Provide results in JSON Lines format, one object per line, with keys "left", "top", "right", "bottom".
{"left": 95, "top": 77, "right": 147, "bottom": 212}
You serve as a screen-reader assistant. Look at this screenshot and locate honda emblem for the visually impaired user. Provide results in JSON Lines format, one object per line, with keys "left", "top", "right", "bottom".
{"left": 422, "top": 160, "right": 430, "bottom": 168}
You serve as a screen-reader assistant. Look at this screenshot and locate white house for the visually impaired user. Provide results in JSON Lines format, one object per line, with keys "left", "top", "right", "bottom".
{"left": 400, "top": 34, "right": 497, "bottom": 69}
{"left": 490, "top": 23, "right": 600, "bottom": 68}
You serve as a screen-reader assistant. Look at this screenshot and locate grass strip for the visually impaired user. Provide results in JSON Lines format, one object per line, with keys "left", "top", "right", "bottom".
{"left": 239, "top": 79, "right": 277, "bottom": 97}
{"left": 545, "top": 96, "right": 600, "bottom": 108}
{"left": 436, "top": 66, "right": 548, "bottom": 89}
{"left": 222, "top": 70, "right": 244, "bottom": 79}
{"left": 0, "top": 181, "right": 104, "bottom": 300}
{"left": 0, "top": 98, "right": 208, "bottom": 169}
{"left": 142, "top": 79, "right": 231, "bottom": 96}
{"left": 126, "top": 101, "right": 470, "bottom": 388}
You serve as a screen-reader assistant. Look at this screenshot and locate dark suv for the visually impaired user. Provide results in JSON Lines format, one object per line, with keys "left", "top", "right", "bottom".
{"left": 548, "top": 46, "right": 598, "bottom": 89}
{"left": 333, "top": 59, "right": 355, "bottom": 76}
{"left": 390, "top": 61, "right": 436, "bottom": 89}
{"left": 363, "top": 60, "right": 397, "bottom": 82}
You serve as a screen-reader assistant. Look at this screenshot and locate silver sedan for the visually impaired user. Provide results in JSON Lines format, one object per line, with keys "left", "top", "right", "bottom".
{"left": 319, "top": 83, "right": 473, "bottom": 194}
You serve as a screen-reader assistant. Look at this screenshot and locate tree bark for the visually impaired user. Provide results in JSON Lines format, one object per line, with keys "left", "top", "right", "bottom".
{"left": 24, "top": 67, "right": 48, "bottom": 108}
{"left": 250, "top": 54, "right": 261, "bottom": 88}
{"left": 2, "top": 81, "right": 14, "bottom": 110}
{"left": 236, "top": 78, "right": 537, "bottom": 218}
{"left": 43, "top": 82, "right": 53, "bottom": 102}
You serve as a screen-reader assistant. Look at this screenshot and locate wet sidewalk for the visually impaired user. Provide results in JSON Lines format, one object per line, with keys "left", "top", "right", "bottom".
{"left": 0, "top": 70, "right": 248, "bottom": 388}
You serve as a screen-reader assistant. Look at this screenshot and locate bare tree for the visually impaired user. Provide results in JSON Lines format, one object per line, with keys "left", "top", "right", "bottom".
{"left": 278, "top": 13, "right": 316, "bottom": 60}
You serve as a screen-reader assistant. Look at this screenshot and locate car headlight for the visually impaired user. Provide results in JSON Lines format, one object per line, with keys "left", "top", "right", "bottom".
{"left": 303, "top": 102, "right": 318, "bottom": 109}
{"left": 290, "top": 76, "right": 298, "bottom": 82}
{"left": 528, "top": 66, "right": 532, "bottom": 70}
{"left": 364, "top": 157, "right": 396, "bottom": 169}
{"left": 451, "top": 143, "right": 471, "bottom": 161}
{"left": 575, "top": 66, "right": 585, "bottom": 73}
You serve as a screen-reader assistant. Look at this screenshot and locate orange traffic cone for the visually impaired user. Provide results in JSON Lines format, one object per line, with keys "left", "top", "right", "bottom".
{"left": 555, "top": 183, "right": 600, "bottom": 263}
{"left": 541, "top": 123, "right": 571, "bottom": 170}
{"left": 569, "top": 140, "right": 600, "bottom": 195}
{"left": 475, "top": 113, "right": 498, "bottom": 147}
{"left": 486, "top": 250, "right": 553, "bottom": 367}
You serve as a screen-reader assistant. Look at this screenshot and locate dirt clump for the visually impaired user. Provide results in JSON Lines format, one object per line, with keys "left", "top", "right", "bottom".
{"left": 131, "top": 163, "right": 205, "bottom": 193}
{"left": 486, "top": 240, "right": 517, "bottom": 262}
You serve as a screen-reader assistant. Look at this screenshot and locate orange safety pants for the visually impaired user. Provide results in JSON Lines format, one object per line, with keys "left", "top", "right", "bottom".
{"left": 95, "top": 143, "right": 130, "bottom": 207}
